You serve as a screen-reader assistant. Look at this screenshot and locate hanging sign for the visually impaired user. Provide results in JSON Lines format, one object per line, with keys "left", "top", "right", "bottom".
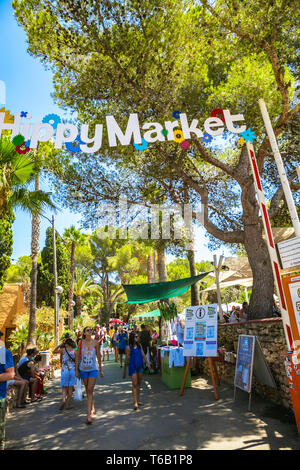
{"left": 0, "top": 107, "right": 255, "bottom": 154}
{"left": 183, "top": 304, "right": 218, "bottom": 357}
{"left": 277, "top": 236, "right": 300, "bottom": 270}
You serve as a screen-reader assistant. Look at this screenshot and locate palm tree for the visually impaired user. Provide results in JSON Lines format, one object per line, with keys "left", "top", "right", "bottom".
{"left": 63, "top": 226, "right": 86, "bottom": 329}
{"left": 0, "top": 136, "right": 55, "bottom": 346}
{"left": 73, "top": 268, "right": 100, "bottom": 317}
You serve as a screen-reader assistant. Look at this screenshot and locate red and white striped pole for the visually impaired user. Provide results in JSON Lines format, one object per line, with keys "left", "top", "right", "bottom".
{"left": 245, "top": 142, "right": 294, "bottom": 351}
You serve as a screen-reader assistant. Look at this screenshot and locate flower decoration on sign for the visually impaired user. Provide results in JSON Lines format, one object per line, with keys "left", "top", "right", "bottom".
{"left": 237, "top": 137, "right": 246, "bottom": 146}
{"left": 173, "top": 130, "right": 184, "bottom": 143}
{"left": 201, "top": 132, "right": 213, "bottom": 144}
{"left": 240, "top": 128, "right": 256, "bottom": 143}
{"left": 210, "top": 108, "right": 225, "bottom": 123}
{"left": 15, "top": 142, "right": 30, "bottom": 154}
{"left": 20, "top": 111, "right": 29, "bottom": 118}
{"left": 12, "top": 134, "right": 30, "bottom": 154}
{"left": 42, "top": 113, "right": 61, "bottom": 129}
{"left": 65, "top": 135, "right": 86, "bottom": 152}
{"left": 133, "top": 138, "right": 148, "bottom": 151}
{"left": 161, "top": 129, "right": 168, "bottom": 137}
{"left": 173, "top": 110, "right": 181, "bottom": 119}
{"left": 180, "top": 140, "right": 190, "bottom": 149}
{"left": 25, "top": 140, "right": 31, "bottom": 148}
{"left": 12, "top": 134, "right": 25, "bottom": 146}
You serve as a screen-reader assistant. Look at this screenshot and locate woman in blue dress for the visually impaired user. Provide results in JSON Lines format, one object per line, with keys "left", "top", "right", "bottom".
{"left": 53, "top": 337, "right": 77, "bottom": 410}
{"left": 123, "top": 332, "right": 151, "bottom": 410}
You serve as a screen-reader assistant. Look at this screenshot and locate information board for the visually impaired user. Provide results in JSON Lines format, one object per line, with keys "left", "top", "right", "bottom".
{"left": 277, "top": 236, "right": 300, "bottom": 269}
{"left": 234, "top": 335, "right": 255, "bottom": 393}
{"left": 234, "top": 335, "right": 276, "bottom": 394}
{"left": 183, "top": 304, "right": 218, "bottom": 357}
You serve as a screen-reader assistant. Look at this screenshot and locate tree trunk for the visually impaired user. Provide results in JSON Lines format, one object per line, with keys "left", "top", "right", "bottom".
{"left": 147, "top": 251, "right": 155, "bottom": 283}
{"left": 27, "top": 173, "right": 40, "bottom": 347}
{"left": 68, "top": 241, "right": 76, "bottom": 329}
{"left": 244, "top": 222, "right": 274, "bottom": 319}
{"left": 157, "top": 246, "right": 168, "bottom": 282}
{"left": 76, "top": 295, "right": 82, "bottom": 317}
{"left": 187, "top": 248, "right": 200, "bottom": 306}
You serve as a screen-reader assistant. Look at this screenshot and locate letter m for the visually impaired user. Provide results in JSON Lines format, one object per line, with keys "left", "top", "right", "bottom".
{"left": 106, "top": 113, "right": 142, "bottom": 147}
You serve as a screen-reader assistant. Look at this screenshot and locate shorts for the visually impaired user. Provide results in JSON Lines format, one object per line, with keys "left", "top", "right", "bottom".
{"left": 113, "top": 341, "right": 118, "bottom": 347}
{"left": 118, "top": 348, "right": 126, "bottom": 355}
{"left": 61, "top": 370, "right": 76, "bottom": 387}
{"left": 21, "top": 375, "right": 31, "bottom": 382}
{"left": 129, "top": 367, "right": 144, "bottom": 377}
{"left": 79, "top": 370, "right": 99, "bottom": 379}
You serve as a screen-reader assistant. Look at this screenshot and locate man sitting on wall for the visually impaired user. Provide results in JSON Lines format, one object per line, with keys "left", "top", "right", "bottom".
{"left": 17, "top": 350, "right": 38, "bottom": 402}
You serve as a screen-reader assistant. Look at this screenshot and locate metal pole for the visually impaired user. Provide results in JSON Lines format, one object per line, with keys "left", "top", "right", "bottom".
{"left": 258, "top": 99, "right": 300, "bottom": 237}
{"left": 214, "top": 255, "right": 224, "bottom": 321}
{"left": 52, "top": 216, "right": 59, "bottom": 347}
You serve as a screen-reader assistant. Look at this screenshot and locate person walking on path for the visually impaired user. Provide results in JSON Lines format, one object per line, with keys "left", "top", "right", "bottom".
{"left": 112, "top": 327, "right": 119, "bottom": 363}
{"left": 0, "top": 332, "right": 14, "bottom": 451}
{"left": 75, "top": 326, "right": 104, "bottom": 424}
{"left": 123, "top": 332, "right": 151, "bottom": 410}
{"left": 102, "top": 328, "right": 111, "bottom": 362}
{"left": 117, "top": 328, "right": 128, "bottom": 368}
{"left": 53, "top": 338, "right": 77, "bottom": 411}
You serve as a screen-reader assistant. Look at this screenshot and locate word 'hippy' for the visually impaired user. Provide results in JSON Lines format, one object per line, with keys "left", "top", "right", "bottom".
{"left": 0, "top": 109, "right": 251, "bottom": 154}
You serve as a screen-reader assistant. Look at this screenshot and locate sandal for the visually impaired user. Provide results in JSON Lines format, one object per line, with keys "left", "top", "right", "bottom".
{"left": 86, "top": 417, "right": 93, "bottom": 425}
{"left": 133, "top": 405, "right": 138, "bottom": 410}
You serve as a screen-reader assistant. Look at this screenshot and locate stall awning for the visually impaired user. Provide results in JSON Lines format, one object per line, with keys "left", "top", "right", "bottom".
{"left": 123, "top": 272, "right": 211, "bottom": 304}
{"left": 132, "top": 309, "right": 161, "bottom": 319}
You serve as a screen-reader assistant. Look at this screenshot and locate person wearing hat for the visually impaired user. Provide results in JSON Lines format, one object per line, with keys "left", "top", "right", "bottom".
{"left": 0, "top": 331, "right": 15, "bottom": 450}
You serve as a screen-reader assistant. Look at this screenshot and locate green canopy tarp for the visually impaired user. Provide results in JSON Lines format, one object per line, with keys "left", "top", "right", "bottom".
{"left": 123, "top": 272, "right": 211, "bottom": 304}
{"left": 132, "top": 309, "right": 161, "bottom": 319}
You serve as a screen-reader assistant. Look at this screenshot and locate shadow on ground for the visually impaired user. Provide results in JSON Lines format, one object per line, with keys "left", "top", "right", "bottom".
{"left": 5, "top": 360, "right": 300, "bottom": 450}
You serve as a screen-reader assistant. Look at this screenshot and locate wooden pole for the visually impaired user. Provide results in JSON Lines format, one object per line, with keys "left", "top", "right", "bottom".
{"left": 208, "top": 357, "right": 219, "bottom": 400}
{"left": 179, "top": 357, "right": 191, "bottom": 396}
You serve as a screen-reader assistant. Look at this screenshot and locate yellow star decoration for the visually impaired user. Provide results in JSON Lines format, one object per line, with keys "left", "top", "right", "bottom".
{"left": 0, "top": 107, "right": 14, "bottom": 135}
{"left": 238, "top": 137, "right": 246, "bottom": 146}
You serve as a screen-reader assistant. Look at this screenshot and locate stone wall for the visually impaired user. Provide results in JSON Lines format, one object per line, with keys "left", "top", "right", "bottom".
{"left": 202, "top": 318, "right": 292, "bottom": 409}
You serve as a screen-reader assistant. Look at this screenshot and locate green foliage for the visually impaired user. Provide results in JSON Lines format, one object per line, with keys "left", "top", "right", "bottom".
{"left": 37, "top": 227, "right": 71, "bottom": 307}
{"left": 0, "top": 209, "right": 14, "bottom": 292}
{"left": 8, "top": 323, "right": 28, "bottom": 355}
{"left": 5, "top": 255, "right": 32, "bottom": 283}
{"left": 159, "top": 302, "right": 178, "bottom": 321}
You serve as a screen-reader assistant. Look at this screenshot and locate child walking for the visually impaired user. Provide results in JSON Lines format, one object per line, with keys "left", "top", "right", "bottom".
{"left": 53, "top": 338, "right": 77, "bottom": 410}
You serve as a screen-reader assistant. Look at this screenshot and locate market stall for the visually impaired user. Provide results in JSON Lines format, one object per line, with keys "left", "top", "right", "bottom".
{"left": 123, "top": 273, "right": 211, "bottom": 389}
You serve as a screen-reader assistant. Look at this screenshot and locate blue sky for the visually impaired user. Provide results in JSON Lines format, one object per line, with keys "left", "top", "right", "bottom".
{"left": 0, "top": 1, "right": 231, "bottom": 263}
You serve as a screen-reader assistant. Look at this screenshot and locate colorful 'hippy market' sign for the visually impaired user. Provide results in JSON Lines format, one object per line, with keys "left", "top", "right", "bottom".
{"left": 0, "top": 107, "right": 256, "bottom": 154}
{"left": 183, "top": 304, "right": 218, "bottom": 357}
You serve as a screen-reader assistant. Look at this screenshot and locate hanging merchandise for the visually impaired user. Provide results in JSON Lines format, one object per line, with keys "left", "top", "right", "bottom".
{"left": 159, "top": 302, "right": 178, "bottom": 321}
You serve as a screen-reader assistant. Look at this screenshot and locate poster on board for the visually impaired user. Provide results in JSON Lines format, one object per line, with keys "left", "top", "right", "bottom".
{"left": 183, "top": 304, "right": 218, "bottom": 357}
{"left": 234, "top": 335, "right": 276, "bottom": 394}
{"left": 234, "top": 335, "right": 255, "bottom": 393}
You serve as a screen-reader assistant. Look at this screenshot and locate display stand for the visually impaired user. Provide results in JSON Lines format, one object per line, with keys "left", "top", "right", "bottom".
{"left": 179, "top": 356, "right": 219, "bottom": 400}
{"left": 234, "top": 335, "right": 276, "bottom": 411}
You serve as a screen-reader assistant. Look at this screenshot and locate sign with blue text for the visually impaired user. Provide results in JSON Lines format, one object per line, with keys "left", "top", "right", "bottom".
{"left": 183, "top": 304, "right": 218, "bottom": 357}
